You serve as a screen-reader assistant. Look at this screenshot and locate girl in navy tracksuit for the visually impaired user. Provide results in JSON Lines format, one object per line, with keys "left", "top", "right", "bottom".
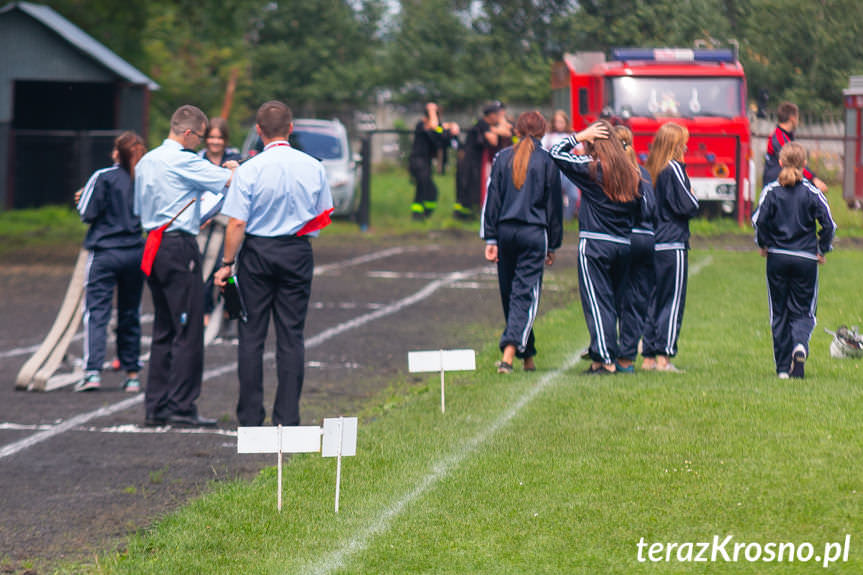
{"left": 482, "top": 111, "right": 563, "bottom": 373}
{"left": 75, "top": 132, "right": 147, "bottom": 392}
{"left": 753, "top": 142, "right": 835, "bottom": 379}
{"left": 642, "top": 122, "right": 698, "bottom": 372}
{"left": 614, "top": 125, "right": 657, "bottom": 372}
{"left": 550, "top": 120, "right": 641, "bottom": 374}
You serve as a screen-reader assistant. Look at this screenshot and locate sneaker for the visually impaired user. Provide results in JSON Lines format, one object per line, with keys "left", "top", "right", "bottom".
{"left": 790, "top": 344, "right": 807, "bottom": 379}
{"left": 614, "top": 362, "right": 635, "bottom": 374}
{"left": 583, "top": 364, "right": 614, "bottom": 375}
{"left": 74, "top": 373, "right": 101, "bottom": 392}
{"left": 495, "top": 361, "right": 513, "bottom": 374}
{"left": 778, "top": 372, "right": 790, "bottom": 380}
{"left": 123, "top": 377, "right": 141, "bottom": 393}
{"left": 656, "top": 362, "right": 685, "bottom": 373}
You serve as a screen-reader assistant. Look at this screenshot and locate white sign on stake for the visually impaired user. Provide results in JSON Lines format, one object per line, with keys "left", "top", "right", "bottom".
{"left": 237, "top": 417, "right": 358, "bottom": 513}
{"left": 408, "top": 349, "right": 476, "bottom": 413}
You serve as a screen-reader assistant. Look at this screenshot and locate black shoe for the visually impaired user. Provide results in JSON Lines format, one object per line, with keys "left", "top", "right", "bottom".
{"left": 790, "top": 344, "right": 806, "bottom": 379}
{"left": 145, "top": 415, "right": 166, "bottom": 427}
{"left": 166, "top": 413, "right": 218, "bottom": 427}
{"left": 583, "top": 365, "right": 614, "bottom": 376}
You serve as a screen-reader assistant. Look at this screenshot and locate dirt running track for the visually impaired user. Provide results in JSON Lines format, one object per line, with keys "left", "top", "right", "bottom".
{"left": 0, "top": 232, "right": 578, "bottom": 569}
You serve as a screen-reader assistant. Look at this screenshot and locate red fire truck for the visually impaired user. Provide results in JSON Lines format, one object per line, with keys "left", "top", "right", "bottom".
{"left": 552, "top": 48, "right": 754, "bottom": 223}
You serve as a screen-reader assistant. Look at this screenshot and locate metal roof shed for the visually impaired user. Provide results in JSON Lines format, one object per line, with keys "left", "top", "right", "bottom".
{"left": 0, "top": 1, "right": 159, "bottom": 209}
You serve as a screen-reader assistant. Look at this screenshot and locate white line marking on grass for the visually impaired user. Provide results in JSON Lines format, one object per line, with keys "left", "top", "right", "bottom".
{"left": 690, "top": 254, "right": 714, "bottom": 276}
{"left": 0, "top": 264, "right": 489, "bottom": 461}
{"left": 302, "top": 255, "right": 717, "bottom": 575}
{"left": 302, "top": 351, "right": 584, "bottom": 575}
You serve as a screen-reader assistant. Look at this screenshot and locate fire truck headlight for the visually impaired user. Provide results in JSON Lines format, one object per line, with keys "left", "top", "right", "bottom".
{"left": 716, "top": 183, "right": 737, "bottom": 197}
{"left": 721, "top": 201, "right": 735, "bottom": 214}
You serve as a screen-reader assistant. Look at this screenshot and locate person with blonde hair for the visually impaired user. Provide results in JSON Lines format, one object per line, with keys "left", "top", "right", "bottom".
{"left": 541, "top": 109, "right": 581, "bottom": 220}
{"left": 642, "top": 122, "right": 698, "bottom": 372}
{"left": 753, "top": 142, "right": 835, "bottom": 379}
{"left": 613, "top": 125, "right": 657, "bottom": 373}
{"left": 482, "top": 111, "right": 562, "bottom": 373}
{"left": 550, "top": 120, "right": 641, "bottom": 374}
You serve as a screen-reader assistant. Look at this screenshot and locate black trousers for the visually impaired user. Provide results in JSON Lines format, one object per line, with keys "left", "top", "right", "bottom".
{"left": 496, "top": 222, "right": 546, "bottom": 359}
{"left": 766, "top": 252, "right": 818, "bottom": 373}
{"left": 146, "top": 234, "right": 204, "bottom": 419}
{"left": 578, "top": 237, "right": 631, "bottom": 364}
{"left": 410, "top": 158, "right": 437, "bottom": 213}
{"left": 84, "top": 246, "right": 145, "bottom": 372}
{"left": 618, "top": 233, "right": 655, "bottom": 361}
{"left": 643, "top": 248, "right": 688, "bottom": 358}
{"left": 236, "top": 235, "right": 313, "bottom": 426}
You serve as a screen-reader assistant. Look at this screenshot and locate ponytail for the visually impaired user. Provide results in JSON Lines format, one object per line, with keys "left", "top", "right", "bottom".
{"left": 777, "top": 142, "right": 806, "bottom": 187}
{"left": 511, "top": 110, "right": 547, "bottom": 189}
{"left": 512, "top": 137, "right": 534, "bottom": 189}
{"left": 114, "top": 131, "right": 146, "bottom": 178}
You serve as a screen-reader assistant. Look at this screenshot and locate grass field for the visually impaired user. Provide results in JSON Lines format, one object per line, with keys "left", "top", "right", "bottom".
{"left": 73, "top": 248, "right": 863, "bottom": 575}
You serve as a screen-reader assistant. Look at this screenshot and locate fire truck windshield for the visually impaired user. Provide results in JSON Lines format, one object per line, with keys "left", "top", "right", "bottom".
{"left": 607, "top": 77, "right": 742, "bottom": 119}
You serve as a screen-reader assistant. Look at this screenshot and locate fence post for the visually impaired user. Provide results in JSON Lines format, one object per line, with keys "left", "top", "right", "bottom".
{"left": 357, "top": 134, "right": 372, "bottom": 231}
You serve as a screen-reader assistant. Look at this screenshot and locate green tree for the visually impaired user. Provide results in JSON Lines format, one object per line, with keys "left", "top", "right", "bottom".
{"left": 249, "top": 0, "right": 385, "bottom": 115}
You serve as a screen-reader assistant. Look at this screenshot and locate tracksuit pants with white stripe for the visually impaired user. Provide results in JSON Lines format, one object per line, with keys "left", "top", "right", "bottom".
{"left": 84, "top": 246, "right": 144, "bottom": 373}
{"left": 618, "top": 232, "right": 655, "bottom": 360}
{"left": 496, "top": 222, "right": 545, "bottom": 359}
{"left": 644, "top": 248, "right": 688, "bottom": 358}
{"left": 766, "top": 252, "right": 818, "bottom": 374}
{"left": 578, "top": 237, "right": 631, "bottom": 364}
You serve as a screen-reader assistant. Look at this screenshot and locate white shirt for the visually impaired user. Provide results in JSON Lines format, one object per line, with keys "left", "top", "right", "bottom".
{"left": 221, "top": 140, "right": 333, "bottom": 237}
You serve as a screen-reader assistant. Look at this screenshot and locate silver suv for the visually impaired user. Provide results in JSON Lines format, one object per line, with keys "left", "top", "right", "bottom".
{"left": 241, "top": 118, "right": 359, "bottom": 216}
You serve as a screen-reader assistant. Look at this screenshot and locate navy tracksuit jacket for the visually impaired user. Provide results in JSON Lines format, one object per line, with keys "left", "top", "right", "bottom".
{"left": 77, "top": 165, "right": 145, "bottom": 373}
{"left": 618, "top": 166, "right": 658, "bottom": 360}
{"left": 753, "top": 178, "right": 835, "bottom": 373}
{"left": 643, "top": 160, "right": 699, "bottom": 358}
{"left": 763, "top": 125, "right": 816, "bottom": 186}
{"left": 550, "top": 136, "right": 640, "bottom": 364}
{"left": 482, "top": 139, "right": 563, "bottom": 358}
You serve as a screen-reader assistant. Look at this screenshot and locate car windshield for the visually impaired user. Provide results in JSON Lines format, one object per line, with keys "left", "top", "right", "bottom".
{"left": 289, "top": 129, "right": 343, "bottom": 160}
{"left": 607, "top": 77, "right": 742, "bottom": 118}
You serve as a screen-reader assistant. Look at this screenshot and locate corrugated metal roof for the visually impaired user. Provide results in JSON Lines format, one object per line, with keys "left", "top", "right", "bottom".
{"left": 0, "top": 1, "right": 159, "bottom": 90}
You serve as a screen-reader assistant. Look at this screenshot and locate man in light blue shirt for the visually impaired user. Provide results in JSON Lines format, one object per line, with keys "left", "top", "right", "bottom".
{"left": 215, "top": 100, "right": 332, "bottom": 426}
{"left": 134, "top": 105, "right": 236, "bottom": 428}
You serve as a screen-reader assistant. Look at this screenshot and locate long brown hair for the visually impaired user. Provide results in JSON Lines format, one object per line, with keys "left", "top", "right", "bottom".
{"left": 646, "top": 122, "right": 688, "bottom": 185}
{"left": 778, "top": 142, "right": 806, "bottom": 187}
{"left": 115, "top": 131, "right": 146, "bottom": 177}
{"left": 512, "top": 111, "right": 547, "bottom": 189}
{"left": 614, "top": 125, "right": 638, "bottom": 169}
{"left": 584, "top": 120, "right": 640, "bottom": 202}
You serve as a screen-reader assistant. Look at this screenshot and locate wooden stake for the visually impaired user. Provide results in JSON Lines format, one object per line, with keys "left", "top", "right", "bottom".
{"left": 334, "top": 417, "right": 344, "bottom": 513}
{"left": 277, "top": 424, "right": 283, "bottom": 513}
{"left": 440, "top": 349, "right": 446, "bottom": 414}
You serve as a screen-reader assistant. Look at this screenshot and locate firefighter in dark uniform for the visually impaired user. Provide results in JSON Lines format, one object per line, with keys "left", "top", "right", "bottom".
{"left": 642, "top": 122, "right": 698, "bottom": 373}
{"left": 613, "top": 125, "right": 657, "bottom": 373}
{"left": 763, "top": 101, "right": 828, "bottom": 193}
{"left": 215, "top": 100, "right": 333, "bottom": 427}
{"left": 409, "top": 102, "right": 459, "bottom": 219}
{"left": 550, "top": 120, "right": 641, "bottom": 375}
{"left": 753, "top": 142, "right": 835, "bottom": 379}
{"left": 134, "top": 105, "right": 237, "bottom": 427}
{"left": 482, "top": 111, "right": 562, "bottom": 373}
{"left": 75, "top": 132, "right": 147, "bottom": 392}
{"left": 455, "top": 101, "right": 509, "bottom": 219}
